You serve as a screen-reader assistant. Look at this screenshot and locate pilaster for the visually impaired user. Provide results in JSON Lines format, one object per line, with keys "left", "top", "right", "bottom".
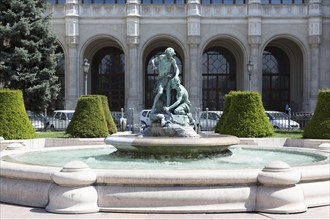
{"left": 187, "top": 0, "right": 201, "bottom": 110}
{"left": 126, "top": 0, "right": 140, "bottom": 112}
{"left": 247, "top": 0, "right": 262, "bottom": 93}
{"left": 307, "top": 0, "right": 322, "bottom": 111}
{"left": 65, "top": 0, "right": 80, "bottom": 110}
{"left": 65, "top": 0, "right": 79, "bottom": 45}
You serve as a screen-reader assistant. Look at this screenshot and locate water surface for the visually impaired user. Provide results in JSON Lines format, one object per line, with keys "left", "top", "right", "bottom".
{"left": 5, "top": 145, "right": 326, "bottom": 170}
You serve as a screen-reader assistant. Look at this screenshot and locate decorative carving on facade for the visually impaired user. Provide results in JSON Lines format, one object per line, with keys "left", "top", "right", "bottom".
{"left": 248, "top": 22, "right": 261, "bottom": 36}
{"left": 248, "top": 36, "right": 261, "bottom": 45}
{"left": 309, "top": 20, "right": 322, "bottom": 36}
{"left": 248, "top": 3, "right": 261, "bottom": 17}
{"left": 127, "top": 4, "right": 140, "bottom": 16}
{"left": 201, "top": 6, "right": 246, "bottom": 17}
{"left": 262, "top": 5, "right": 307, "bottom": 17}
{"left": 188, "top": 36, "right": 200, "bottom": 45}
{"left": 141, "top": 5, "right": 185, "bottom": 17}
{"left": 188, "top": 4, "right": 201, "bottom": 16}
{"left": 308, "top": 3, "right": 321, "bottom": 16}
{"left": 127, "top": 36, "right": 139, "bottom": 45}
{"left": 65, "top": 4, "right": 78, "bottom": 16}
{"left": 50, "top": 4, "right": 312, "bottom": 19}
{"left": 66, "top": 20, "right": 78, "bottom": 36}
{"left": 65, "top": 36, "right": 79, "bottom": 45}
{"left": 308, "top": 36, "right": 321, "bottom": 45}
{"left": 127, "top": 20, "right": 139, "bottom": 37}
{"left": 188, "top": 21, "right": 200, "bottom": 36}
{"left": 80, "top": 5, "right": 126, "bottom": 17}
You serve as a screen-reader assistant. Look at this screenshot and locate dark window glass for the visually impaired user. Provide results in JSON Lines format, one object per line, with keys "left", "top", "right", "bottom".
{"left": 92, "top": 47, "right": 125, "bottom": 111}
{"left": 262, "top": 46, "right": 290, "bottom": 111}
{"left": 202, "top": 47, "right": 236, "bottom": 111}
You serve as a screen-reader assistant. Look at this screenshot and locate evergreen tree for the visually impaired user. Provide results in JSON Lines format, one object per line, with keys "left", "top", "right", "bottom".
{"left": 0, "top": 0, "right": 60, "bottom": 113}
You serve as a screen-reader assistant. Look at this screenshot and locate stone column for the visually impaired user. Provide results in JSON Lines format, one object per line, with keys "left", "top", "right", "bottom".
{"left": 187, "top": 0, "right": 201, "bottom": 111}
{"left": 46, "top": 161, "right": 98, "bottom": 213}
{"left": 306, "top": 0, "right": 322, "bottom": 111}
{"left": 247, "top": 0, "right": 262, "bottom": 92}
{"left": 65, "top": 0, "right": 80, "bottom": 109}
{"left": 126, "top": 0, "right": 140, "bottom": 115}
{"left": 256, "top": 161, "right": 306, "bottom": 213}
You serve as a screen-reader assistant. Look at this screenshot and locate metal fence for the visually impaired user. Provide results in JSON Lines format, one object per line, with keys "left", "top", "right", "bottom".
{"left": 192, "top": 108, "right": 313, "bottom": 132}
{"left": 290, "top": 112, "right": 313, "bottom": 130}
{"left": 28, "top": 108, "right": 313, "bottom": 132}
{"left": 111, "top": 108, "right": 135, "bottom": 132}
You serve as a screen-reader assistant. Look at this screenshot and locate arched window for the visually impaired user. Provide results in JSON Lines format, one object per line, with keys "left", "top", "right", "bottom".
{"left": 92, "top": 47, "right": 125, "bottom": 111}
{"left": 202, "top": 47, "right": 236, "bottom": 110}
{"left": 145, "top": 47, "right": 183, "bottom": 109}
{"left": 262, "top": 46, "right": 290, "bottom": 111}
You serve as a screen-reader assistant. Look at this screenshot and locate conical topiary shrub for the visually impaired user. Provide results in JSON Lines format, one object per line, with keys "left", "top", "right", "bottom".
{"left": 80, "top": 95, "right": 117, "bottom": 134}
{"left": 98, "top": 95, "right": 117, "bottom": 134}
{"left": 215, "top": 92, "right": 233, "bottom": 134}
{"left": 0, "top": 89, "right": 36, "bottom": 139}
{"left": 303, "top": 89, "right": 330, "bottom": 139}
{"left": 66, "top": 95, "right": 108, "bottom": 138}
{"left": 220, "top": 91, "right": 273, "bottom": 137}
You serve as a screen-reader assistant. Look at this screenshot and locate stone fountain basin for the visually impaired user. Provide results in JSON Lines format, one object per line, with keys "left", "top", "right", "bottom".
{"left": 104, "top": 133, "right": 239, "bottom": 155}
{"left": 0, "top": 142, "right": 329, "bottom": 214}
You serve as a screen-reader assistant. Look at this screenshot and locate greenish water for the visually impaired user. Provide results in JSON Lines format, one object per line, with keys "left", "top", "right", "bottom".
{"left": 5, "top": 145, "right": 327, "bottom": 170}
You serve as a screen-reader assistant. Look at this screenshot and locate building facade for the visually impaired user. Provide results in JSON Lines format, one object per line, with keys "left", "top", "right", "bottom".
{"left": 48, "top": 0, "right": 330, "bottom": 114}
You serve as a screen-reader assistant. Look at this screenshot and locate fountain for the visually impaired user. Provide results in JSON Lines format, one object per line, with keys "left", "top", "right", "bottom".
{"left": 0, "top": 48, "right": 329, "bottom": 214}
{"left": 105, "top": 47, "right": 239, "bottom": 155}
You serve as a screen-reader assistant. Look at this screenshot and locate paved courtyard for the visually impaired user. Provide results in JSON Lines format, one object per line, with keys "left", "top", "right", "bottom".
{"left": 1, "top": 203, "right": 329, "bottom": 220}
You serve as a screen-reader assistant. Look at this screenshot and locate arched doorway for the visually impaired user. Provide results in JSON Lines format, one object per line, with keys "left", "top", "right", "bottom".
{"left": 144, "top": 47, "right": 183, "bottom": 109}
{"left": 91, "top": 47, "right": 125, "bottom": 111}
{"left": 262, "top": 46, "right": 290, "bottom": 111}
{"left": 202, "top": 46, "right": 237, "bottom": 110}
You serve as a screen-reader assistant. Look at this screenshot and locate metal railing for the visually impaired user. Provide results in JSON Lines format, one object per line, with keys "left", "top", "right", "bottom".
{"left": 192, "top": 108, "right": 313, "bottom": 132}
{"left": 28, "top": 108, "right": 312, "bottom": 132}
{"left": 290, "top": 111, "right": 313, "bottom": 130}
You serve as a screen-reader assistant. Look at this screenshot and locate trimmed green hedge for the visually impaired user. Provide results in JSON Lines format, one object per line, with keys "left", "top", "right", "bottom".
{"left": 0, "top": 89, "right": 36, "bottom": 139}
{"left": 66, "top": 95, "right": 108, "bottom": 138}
{"left": 215, "top": 92, "right": 232, "bottom": 134}
{"left": 303, "top": 89, "right": 330, "bottom": 139}
{"left": 98, "top": 95, "right": 117, "bottom": 134}
{"left": 79, "top": 95, "right": 117, "bottom": 134}
{"left": 215, "top": 91, "right": 273, "bottom": 137}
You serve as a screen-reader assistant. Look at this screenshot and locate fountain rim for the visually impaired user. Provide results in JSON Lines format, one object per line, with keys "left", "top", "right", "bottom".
{"left": 104, "top": 133, "right": 240, "bottom": 146}
{"left": 103, "top": 133, "right": 240, "bottom": 154}
{"left": 1, "top": 144, "right": 329, "bottom": 186}
{"left": 1, "top": 142, "right": 329, "bottom": 213}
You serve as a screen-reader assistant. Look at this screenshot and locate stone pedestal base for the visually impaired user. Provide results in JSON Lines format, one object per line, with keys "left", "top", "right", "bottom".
{"left": 256, "top": 161, "right": 307, "bottom": 214}
{"left": 47, "top": 185, "right": 98, "bottom": 214}
{"left": 46, "top": 161, "right": 98, "bottom": 214}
